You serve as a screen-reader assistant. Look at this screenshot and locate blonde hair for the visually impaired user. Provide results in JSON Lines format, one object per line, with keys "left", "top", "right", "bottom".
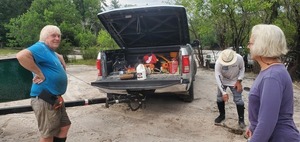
{"left": 250, "top": 24, "right": 288, "bottom": 57}
{"left": 39, "top": 25, "right": 61, "bottom": 42}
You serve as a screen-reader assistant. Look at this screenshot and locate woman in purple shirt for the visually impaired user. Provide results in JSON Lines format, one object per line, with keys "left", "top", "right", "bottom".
{"left": 246, "top": 24, "right": 300, "bottom": 141}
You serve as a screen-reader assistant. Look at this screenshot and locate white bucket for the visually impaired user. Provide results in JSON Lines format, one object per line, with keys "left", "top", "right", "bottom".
{"left": 136, "top": 64, "right": 146, "bottom": 80}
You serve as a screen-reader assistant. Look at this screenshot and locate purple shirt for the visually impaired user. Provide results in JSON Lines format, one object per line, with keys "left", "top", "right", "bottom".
{"left": 248, "top": 64, "right": 300, "bottom": 142}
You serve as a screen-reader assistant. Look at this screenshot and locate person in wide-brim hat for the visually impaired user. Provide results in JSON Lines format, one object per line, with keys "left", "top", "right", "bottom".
{"left": 217, "top": 49, "right": 238, "bottom": 66}
{"left": 214, "top": 48, "right": 246, "bottom": 129}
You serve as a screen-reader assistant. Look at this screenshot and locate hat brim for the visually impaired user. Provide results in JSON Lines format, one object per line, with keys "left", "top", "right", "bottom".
{"left": 217, "top": 53, "right": 237, "bottom": 66}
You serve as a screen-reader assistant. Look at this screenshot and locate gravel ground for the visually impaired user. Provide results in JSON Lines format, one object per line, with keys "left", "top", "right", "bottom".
{"left": 0, "top": 65, "right": 299, "bottom": 142}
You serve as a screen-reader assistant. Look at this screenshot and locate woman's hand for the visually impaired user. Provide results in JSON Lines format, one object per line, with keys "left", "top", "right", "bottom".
{"left": 245, "top": 128, "right": 252, "bottom": 140}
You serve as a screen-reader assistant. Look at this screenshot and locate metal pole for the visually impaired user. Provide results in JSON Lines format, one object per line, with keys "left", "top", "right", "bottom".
{"left": 0, "top": 98, "right": 107, "bottom": 115}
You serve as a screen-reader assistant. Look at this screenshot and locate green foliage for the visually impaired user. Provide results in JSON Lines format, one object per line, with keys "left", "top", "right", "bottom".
{"left": 176, "top": 0, "right": 299, "bottom": 51}
{"left": 274, "top": 13, "right": 297, "bottom": 49}
{"left": 0, "top": 0, "right": 33, "bottom": 47}
{"left": 75, "top": 31, "right": 97, "bottom": 48}
{"left": 5, "top": 11, "right": 43, "bottom": 47}
{"left": 73, "top": 0, "right": 103, "bottom": 34}
{"left": 174, "top": 0, "right": 299, "bottom": 79}
{"left": 5, "top": 0, "right": 82, "bottom": 47}
{"left": 81, "top": 46, "right": 100, "bottom": 60}
{"left": 59, "top": 22, "right": 83, "bottom": 47}
{"left": 97, "top": 29, "right": 119, "bottom": 50}
{"left": 4, "top": 0, "right": 84, "bottom": 63}
{"left": 0, "top": 48, "right": 20, "bottom": 55}
{"left": 68, "top": 59, "right": 96, "bottom": 66}
{"left": 56, "top": 39, "right": 73, "bottom": 63}
{"left": 111, "top": 0, "right": 121, "bottom": 8}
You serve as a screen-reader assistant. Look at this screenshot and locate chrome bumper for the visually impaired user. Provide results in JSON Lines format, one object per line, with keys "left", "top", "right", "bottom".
{"left": 96, "top": 84, "right": 189, "bottom": 95}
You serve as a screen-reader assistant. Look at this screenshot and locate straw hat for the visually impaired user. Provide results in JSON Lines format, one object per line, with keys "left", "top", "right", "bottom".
{"left": 217, "top": 49, "right": 237, "bottom": 66}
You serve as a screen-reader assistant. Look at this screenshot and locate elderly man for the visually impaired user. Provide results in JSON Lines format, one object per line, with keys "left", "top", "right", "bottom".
{"left": 16, "top": 25, "right": 71, "bottom": 142}
{"left": 214, "top": 49, "right": 246, "bottom": 129}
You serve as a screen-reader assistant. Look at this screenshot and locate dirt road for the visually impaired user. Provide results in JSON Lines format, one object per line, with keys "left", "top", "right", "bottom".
{"left": 0, "top": 65, "right": 299, "bottom": 142}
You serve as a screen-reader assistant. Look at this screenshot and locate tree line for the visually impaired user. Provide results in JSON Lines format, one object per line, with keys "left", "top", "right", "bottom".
{"left": 0, "top": 0, "right": 299, "bottom": 79}
{"left": 0, "top": 0, "right": 122, "bottom": 60}
{"left": 171, "top": 0, "right": 299, "bottom": 79}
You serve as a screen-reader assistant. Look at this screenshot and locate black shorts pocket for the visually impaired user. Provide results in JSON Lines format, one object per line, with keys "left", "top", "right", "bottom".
{"left": 38, "top": 90, "right": 57, "bottom": 106}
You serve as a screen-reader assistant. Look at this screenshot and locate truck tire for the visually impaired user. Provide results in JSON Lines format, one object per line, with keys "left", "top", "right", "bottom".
{"left": 182, "top": 81, "right": 194, "bottom": 102}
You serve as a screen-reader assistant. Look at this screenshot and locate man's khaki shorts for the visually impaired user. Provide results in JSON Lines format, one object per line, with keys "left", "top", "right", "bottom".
{"left": 31, "top": 97, "right": 71, "bottom": 138}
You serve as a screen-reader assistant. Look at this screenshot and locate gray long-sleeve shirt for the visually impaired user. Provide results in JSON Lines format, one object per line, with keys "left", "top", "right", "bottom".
{"left": 248, "top": 64, "right": 300, "bottom": 142}
{"left": 215, "top": 54, "right": 245, "bottom": 95}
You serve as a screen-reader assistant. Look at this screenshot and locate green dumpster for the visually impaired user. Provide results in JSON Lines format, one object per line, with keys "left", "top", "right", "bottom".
{"left": 0, "top": 58, "right": 32, "bottom": 102}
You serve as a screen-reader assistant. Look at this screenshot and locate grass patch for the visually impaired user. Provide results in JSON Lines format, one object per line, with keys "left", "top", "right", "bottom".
{"left": 67, "top": 59, "right": 96, "bottom": 66}
{"left": 0, "top": 48, "right": 96, "bottom": 66}
{"left": 0, "top": 48, "right": 20, "bottom": 55}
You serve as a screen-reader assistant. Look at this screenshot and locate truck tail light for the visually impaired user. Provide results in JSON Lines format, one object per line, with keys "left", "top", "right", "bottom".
{"left": 182, "top": 55, "right": 190, "bottom": 73}
{"left": 97, "top": 54, "right": 102, "bottom": 76}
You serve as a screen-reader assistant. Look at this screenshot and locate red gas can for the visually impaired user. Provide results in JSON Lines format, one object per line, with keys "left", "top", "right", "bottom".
{"left": 169, "top": 58, "right": 178, "bottom": 74}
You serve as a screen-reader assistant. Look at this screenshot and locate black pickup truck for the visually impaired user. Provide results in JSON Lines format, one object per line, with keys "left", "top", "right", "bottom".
{"left": 91, "top": 5, "right": 197, "bottom": 110}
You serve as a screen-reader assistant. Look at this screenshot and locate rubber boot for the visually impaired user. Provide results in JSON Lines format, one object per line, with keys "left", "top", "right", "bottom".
{"left": 215, "top": 101, "right": 225, "bottom": 123}
{"left": 53, "top": 137, "right": 67, "bottom": 142}
{"left": 237, "top": 105, "right": 246, "bottom": 129}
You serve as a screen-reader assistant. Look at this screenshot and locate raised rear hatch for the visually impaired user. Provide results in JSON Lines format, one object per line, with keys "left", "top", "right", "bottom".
{"left": 97, "top": 5, "right": 190, "bottom": 48}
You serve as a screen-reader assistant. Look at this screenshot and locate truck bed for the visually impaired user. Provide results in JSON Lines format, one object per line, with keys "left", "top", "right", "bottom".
{"left": 91, "top": 74, "right": 182, "bottom": 90}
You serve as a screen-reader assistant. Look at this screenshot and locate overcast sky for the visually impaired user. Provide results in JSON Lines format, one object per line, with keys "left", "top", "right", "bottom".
{"left": 109, "top": 0, "right": 168, "bottom": 7}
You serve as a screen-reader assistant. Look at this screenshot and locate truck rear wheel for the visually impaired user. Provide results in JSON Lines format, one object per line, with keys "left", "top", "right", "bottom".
{"left": 182, "top": 81, "right": 194, "bottom": 102}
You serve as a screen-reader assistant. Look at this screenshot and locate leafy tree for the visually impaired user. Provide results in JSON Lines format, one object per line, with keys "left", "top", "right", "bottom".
{"left": 5, "top": 11, "right": 43, "bottom": 47}
{"left": 282, "top": 0, "right": 300, "bottom": 50}
{"left": 279, "top": 0, "right": 300, "bottom": 80}
{"left": 5, "top": 0, "right": 84, "bottom": 62}
{"left": 172, "top": 0, "right": 214, "bottom": 67}
{"left": 0, "top": 0, "right": 33, "bottom": 47}
{"left": 5, "top": 0, "right": 82, "bottom": 47}
{"left": 75, "top": 30, "right": 97, "bottom": 48}
{"left": 97, "top": 29, "right": 118, "bottom": 50}
{"left": 208, "top": 0, "right": 272, "bottom": 52}
{"left": 111, "top": 0, "right": 121, "bottom": 9}
{"left": 73, "top": 0, "right": 106, "bottom": 35}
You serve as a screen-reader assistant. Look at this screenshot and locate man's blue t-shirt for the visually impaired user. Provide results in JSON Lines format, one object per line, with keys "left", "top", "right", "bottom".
{"left": 28, "top": 42, "right": 67, "bottom": 96}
